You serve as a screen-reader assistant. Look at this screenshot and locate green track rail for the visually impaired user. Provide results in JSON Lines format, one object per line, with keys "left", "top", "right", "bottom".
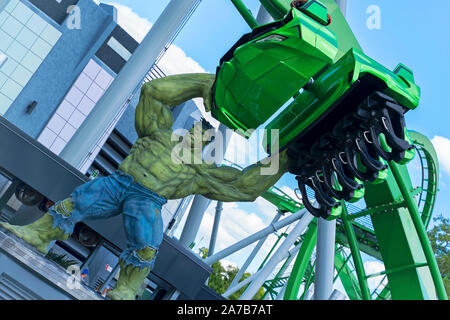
{"left": 260, "top": 132, "right": 444, "bottom": 300}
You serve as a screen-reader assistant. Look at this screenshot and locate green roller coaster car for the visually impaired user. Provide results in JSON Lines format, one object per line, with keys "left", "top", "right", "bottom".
{"left": 264, "top": 48, "right": 420, "bottom": 150}
{"left": 212, "top": 3, "right": 338, "bottom": 135}
{"left": 211, "top": 0, "right": 420, "bottom": 218}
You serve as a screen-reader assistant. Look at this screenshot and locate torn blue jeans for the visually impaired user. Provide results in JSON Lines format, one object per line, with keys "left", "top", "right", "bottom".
{"left": 48, "top": 170, "right": 167, "bottom": 270}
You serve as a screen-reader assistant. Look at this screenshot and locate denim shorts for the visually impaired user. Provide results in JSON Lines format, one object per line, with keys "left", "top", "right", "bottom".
{"left": 48, "top": 170, "right": 167, "bottom": 269}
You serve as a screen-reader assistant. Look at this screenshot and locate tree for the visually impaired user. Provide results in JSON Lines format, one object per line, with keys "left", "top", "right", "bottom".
{"left": 199, "top": 248, "right": 265, "bottom": 300}
{"left": 427, "top": 215, "right": 450, "bottom": 296}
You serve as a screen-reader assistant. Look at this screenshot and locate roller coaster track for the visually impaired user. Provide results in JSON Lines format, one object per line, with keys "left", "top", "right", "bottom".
{"left": 259, "top": 131, "right": 443, "bottom": 300}
{"left": 409, "top": 131, "right": 439, "bottom": 227}
{"left": 227, "top": 0, "right": 445, "bottom": 300}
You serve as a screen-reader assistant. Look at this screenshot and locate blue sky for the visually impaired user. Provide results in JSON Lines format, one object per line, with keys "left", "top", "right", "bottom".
{"left": 101, "top": 0, "right": 449, "bottom": 292}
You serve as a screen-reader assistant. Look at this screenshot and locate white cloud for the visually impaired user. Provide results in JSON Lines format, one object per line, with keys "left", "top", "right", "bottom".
{"left": 189, "top": 200, "right": 285, "bottom": 271}
{"left": 158, "top": 45, "right": 206, "bottom": 76}
{"left": 107, "top": 3, "right": 152, "bottom": 42}
{"left": 216, "top": 202, "right": 267, "bottom": 248}
{"left": 221, "top": 259, "right": 238, "bottom": 270}
{"left": 431, "top": 135, "right": 450, "bottom": 176}
{"left": 364, "top": 260, "right": 387, "bottom": 291}
{"left": 105, "top": 3, "right": 210, "bottom": 117}
{"left": 280, "top": 186, "right": 300, "bottom": 202}
{"left": 254, "top": 197, "right": 278, "bottom": 219}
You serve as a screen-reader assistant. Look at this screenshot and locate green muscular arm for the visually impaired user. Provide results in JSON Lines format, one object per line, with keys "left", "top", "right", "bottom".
{"left": 135, "top": 73, "right": 216, "bottom": 138}
{"left": 194, "top": 150, "right": 290, "bottom": 202}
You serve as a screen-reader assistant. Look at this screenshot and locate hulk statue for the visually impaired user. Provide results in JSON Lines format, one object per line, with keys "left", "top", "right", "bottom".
{"left": 0, "top": 73, "right": 289, "bottom": 300}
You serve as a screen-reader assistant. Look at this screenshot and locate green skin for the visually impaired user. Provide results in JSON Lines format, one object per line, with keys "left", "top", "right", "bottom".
{"left": 0, "top": 73, "right": 289, "bottom": 300}
{"left": 121, "top": 73, "right": 289, "bottom": 201}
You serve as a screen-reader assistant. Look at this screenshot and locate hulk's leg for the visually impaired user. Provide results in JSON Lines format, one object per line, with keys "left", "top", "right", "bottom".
{"left": 107, "top": 247, "right": 157, "bottom": 300}
{"left": 107, "top": 191, "right": 165, "bottom": 300}
{"left": 0, "top": 198, "right": 72, "bottom": 254}
{"left": 0, "top": 173, "right": 124, "bottom": 254}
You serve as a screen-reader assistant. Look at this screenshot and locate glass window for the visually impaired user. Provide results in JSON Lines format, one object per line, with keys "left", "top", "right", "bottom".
{"left": 0, "top": 2, "right": 61, "bottom": 113}
{"left": 39, "top": 59, "right": 115, "bottom": 155}
{"left": 30, "top": 37, "right": 52, "bottom": 59}
{"left": 10, "top": 64, "right": 32, "bottom": 86}
{"left": 16, "top": 26, "right": 38, "bottom": 48}
{"left": 11, "top": 1, "right": 33, "bottom": 23}
{"left": 0, "top": 92, "right": 12, "bottom": 114}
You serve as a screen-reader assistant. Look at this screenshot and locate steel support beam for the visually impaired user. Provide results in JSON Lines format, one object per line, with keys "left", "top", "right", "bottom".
{"left": 231, "top": 0, "right": 258, "bottom": 28}
{"left": 389, "top": 162, "right": 448, "bottom": 300}
{"left": 228, "top": 211, "right": 283, "bottom": 289}
{"left": 207, "top": 201, "right": 223, "bottom": 256}
{"left": 60, "top": 0, "right": 201, "bottom": 169}
{"left": 335, "top": 0, "right": 347, "bottom": 16}
{"left": 224, "top": 235, "right": 305, "bottom": 299}
{"left": 334, "top": 247, "right": 362, "bottom": 300}
{"left": 256, "top": 4, "right": 273, "bottom": 24}
{"left": 239, "top": 212, "right": 314, "bottom": 300}
{"left": 179, "top": 195, "right": 211, "bottom": 248}
{"left": 313, "top": 218, "right": 336, "bottom": 300}
{"left": 341, "top": 202, "right": 371, "bottom": 300}
{"left": 261, "top": 251, "right": 296, "bottom": 300}
{"left": 275, "top": 282, "right": 288, "bottom": 300}
{"left": 283, "top": 220, "right": 317, "bottom": 300}
{"left": 205, "top": 209, "right": 307, "bottom": 265}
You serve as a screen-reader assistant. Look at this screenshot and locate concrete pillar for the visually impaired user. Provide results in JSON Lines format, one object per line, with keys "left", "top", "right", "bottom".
{"left": 208, "top": 201, "right": 223, "bottom": 256}
{"left": 178, "top": 195, "right": 211, "bottom": 248}
{"left": 313, "top": 218, "right": 337, "bottom": 300}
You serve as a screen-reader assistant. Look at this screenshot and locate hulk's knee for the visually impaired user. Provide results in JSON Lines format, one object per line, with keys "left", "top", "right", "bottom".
{"left": 53, "top": 198, "right": 74, "bottom": 217}
{"left": 137, "top": 247, "right": 157, "bottom": 261}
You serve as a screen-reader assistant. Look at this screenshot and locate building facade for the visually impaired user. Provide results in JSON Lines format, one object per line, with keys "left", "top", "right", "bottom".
{"left": 0, "top": 0, "right": 203, "bottom": 233}
{"left": 0, "top": 0, "right": 139, "bottom": 154}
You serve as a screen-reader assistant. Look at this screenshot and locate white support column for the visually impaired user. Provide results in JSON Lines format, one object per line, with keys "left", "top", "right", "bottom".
{"left": 239, "top": 212, "right": 314, "bottom": 300}
{"left": 205, "top": 209, "right": 306, "bottom": 265}
{"left": 227, "top": 210, "right": 283, "bottom": 289}
{"left": 313, "top": 218, "right": 337, "bottom": 300}
{"left": 256, "top": 4, "right": 273, "bottom": 24}
{"left": 59, "top": 0, "right": 201, "bottom": 169}
{"left": 207, "top": 201, "right": 223, "bottom": 256}
{"left": 329, "top": 289, "right": 347, "bottom": 300}
{"left": 178, "top": 195, "right": 211, "bottom": 248}
{"left": 223, "top": 235, "right": 305, "bottom": 299}
{"left": 223, "top": 271, "right": 258, "bottom": 298}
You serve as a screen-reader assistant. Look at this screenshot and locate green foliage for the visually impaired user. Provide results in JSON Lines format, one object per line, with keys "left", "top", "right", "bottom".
{"left": 46, "top": 252, "right": 78, "bottom": 269}
{"left": 199, "top": 248, "right": 265, "bottom": 300}
{"left": 427, "top": 215, "right": 450, "bottom": 296}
